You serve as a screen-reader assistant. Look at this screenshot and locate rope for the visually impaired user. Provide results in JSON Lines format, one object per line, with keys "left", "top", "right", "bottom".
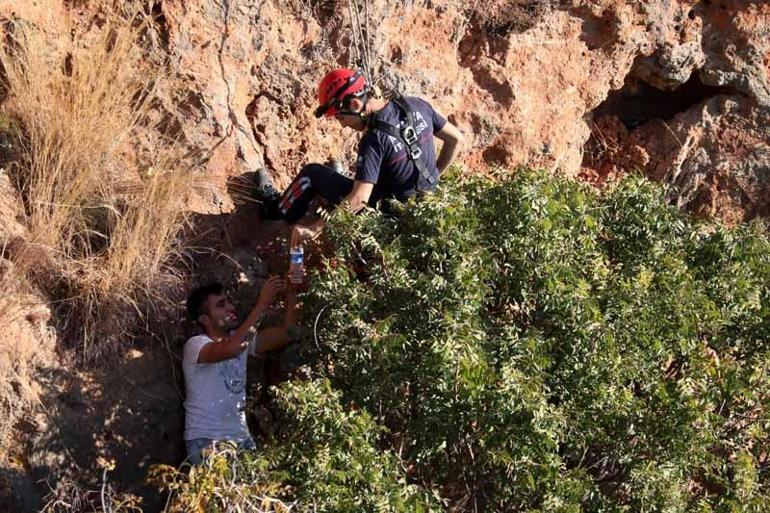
{"left": 347, "top": 0, "right": 375, "bottom": 90}
{"left": 313, "top": 304, "right": 330, "bottom": 352}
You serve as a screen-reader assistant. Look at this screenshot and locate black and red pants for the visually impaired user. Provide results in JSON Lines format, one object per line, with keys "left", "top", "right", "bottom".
{"left": 277, "top": 163, "right": 353, "bottom": 224}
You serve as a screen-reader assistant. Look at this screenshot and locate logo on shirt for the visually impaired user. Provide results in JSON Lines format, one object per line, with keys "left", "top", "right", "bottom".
{"left": 384, "top": 111, "right": 428, "bottom": 153}
{"left": 218, "top": 357, "right": 246, "bottom": 397}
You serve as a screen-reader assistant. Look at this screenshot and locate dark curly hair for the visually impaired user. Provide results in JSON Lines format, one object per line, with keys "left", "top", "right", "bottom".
{"left": 185, "top": 282, "right": 224, "bottom": 324}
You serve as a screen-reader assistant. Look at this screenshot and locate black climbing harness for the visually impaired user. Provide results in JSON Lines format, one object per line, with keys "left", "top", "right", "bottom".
{"left": 368, "top": 96, "right": 438, "bottom": 193}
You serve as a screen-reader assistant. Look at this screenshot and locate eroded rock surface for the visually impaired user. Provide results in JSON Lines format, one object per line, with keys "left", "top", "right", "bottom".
{"left": 1, "top": 0, "right": 769, "bottom": 508}
{"left": 3, "top": 0, "right": 767, "bottom": 221}
{"left": 606, "top": 95, "right": 769, "bottom": 224}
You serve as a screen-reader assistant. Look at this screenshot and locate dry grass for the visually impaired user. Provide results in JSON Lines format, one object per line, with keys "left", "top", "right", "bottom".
{"left": 466, "top": 0, "right": 555, "bottom": 35}
{"left": 2, "top": 19, "right": 150, "bottom": 251}
{"left": 0, "top": 11, "right": 190, "bottom": 358}
{"left": 40, "top": 469, "right": 143, "bottom": 513}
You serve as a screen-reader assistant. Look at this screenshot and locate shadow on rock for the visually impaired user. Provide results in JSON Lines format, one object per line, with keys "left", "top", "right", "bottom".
{"left": 1, "top": 348, "right": 183, "bottom": 512}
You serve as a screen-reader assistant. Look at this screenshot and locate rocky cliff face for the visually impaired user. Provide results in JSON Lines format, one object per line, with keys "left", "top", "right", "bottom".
{"left": 581, "top": 0, "right": 770, "bottom": 223}
{"left": 0, "top": 0, "right": 768, "bottom": 508}
{"left": 6, "top": 0, "right": 766, "bottom": 220}
{"left": 137, "top": 0, "right": 770, "bottom": 222}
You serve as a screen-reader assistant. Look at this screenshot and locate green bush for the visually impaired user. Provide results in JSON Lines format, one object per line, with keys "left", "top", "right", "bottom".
{"left": 155, "top": 378, "right": 440, "bottom": 512}
{"left": 161, "top": 169, "right": 770, "bottom": 512}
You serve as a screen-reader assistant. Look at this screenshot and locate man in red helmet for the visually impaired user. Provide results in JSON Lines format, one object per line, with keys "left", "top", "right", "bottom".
{"left": 257, "top": 68, "right": 463, "bottom": 245}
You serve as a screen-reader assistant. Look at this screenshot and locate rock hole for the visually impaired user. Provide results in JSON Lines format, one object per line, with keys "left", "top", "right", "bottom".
{"left": 573, "top": 6, "right": 620, "bottom": 51}
{"left": 591, "top": 73, "right": 736, "bottom": 130}
{"left": 63, "top": 53, "right": 73, "bottom": 77}
{"left": 466, "top": 0, "right": 554, "bottom": 37}
{"left": 582, "top": 72, "right": 739, "bottom": 179}
{"left": 390, "top": 46, "right": 403, "bottom": 64}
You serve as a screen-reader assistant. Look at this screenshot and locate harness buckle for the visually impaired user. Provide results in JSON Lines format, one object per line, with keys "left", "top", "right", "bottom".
{"left": 402, "top": 125, "right": 418, "bottom": 145}
{"left": 409, "top": 146, "right": 423, "bottom": 160}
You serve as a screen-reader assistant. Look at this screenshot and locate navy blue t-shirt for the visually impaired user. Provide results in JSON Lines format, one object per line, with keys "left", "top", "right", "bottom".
{"left": 355, "top": 97, "right": 447, "bottom": 204}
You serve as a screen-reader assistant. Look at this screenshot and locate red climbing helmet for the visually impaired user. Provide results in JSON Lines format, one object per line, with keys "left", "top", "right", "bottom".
{"left": 314, "top": 68, "right": 368, "bottom": 118}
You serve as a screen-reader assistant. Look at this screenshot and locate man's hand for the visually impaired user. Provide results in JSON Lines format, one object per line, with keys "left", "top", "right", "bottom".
{"left": 290, "top": 221, "right": 324, "bottom": 248}
{"left": 257, "top": 275, "right": 285, "bottom": 309}
{"left": 288, "top": 182, "right": 373, "bottom": 247}
{"left": 253, "top": 273, "right": 302, "bottom": 354}
{"left": 342, "top": 181, "right": 374, "bottom": 212}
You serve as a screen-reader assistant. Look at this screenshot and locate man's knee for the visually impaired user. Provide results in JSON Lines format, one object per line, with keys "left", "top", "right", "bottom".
{"left": 304, "top": 164, "right": 353, "bottom": 205}
{"left": 279, "top": 168, "right": 319, "bottom": 224}
{"left": 300, "top": 163, "right": 334, "bottom": 182}
{"left": 279, "top": 163, "right": 353, "bottom": 223}
{"left": 185, "top": 438, "right": 214, "bottom": 466}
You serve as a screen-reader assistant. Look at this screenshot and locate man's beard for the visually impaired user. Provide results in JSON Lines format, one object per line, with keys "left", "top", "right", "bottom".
{"left": 216, "top": 317, "right": 239, "bottom": 332}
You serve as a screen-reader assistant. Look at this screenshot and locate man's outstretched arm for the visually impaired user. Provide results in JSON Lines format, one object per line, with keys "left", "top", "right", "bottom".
{"left": 252, "top": 284, "right": 300, "bottom": 354}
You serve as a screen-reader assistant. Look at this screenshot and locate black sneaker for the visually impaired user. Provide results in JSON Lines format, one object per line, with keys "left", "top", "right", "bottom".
{"left": 253, "top": 169, "right": 283, "bottom": 220}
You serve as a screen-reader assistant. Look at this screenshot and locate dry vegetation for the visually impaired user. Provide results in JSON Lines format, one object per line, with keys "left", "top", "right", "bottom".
{"left": 0, "top": 7, "right": 191, "bottom": 467}
{"left": 466, "top": 0, "right": 556, "bottom": 35}
{"left": 0, "top": 12, "right": 190, "bottom": 361}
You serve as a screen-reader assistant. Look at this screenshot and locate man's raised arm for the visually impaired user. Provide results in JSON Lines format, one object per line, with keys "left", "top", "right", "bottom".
{"left": 197, "top": 276, "right": 284, "bottom": 363}
{"left": 251, "top": 282, "right": 301, "bottom": 354}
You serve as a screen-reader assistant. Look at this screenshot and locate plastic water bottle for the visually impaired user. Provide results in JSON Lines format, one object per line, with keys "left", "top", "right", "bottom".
{"left": 289, "top": 246, "right": 304, "bottom": 284}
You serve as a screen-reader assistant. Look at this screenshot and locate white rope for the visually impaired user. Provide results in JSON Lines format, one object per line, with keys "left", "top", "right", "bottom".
{"left": 313, "top": 303, "right": 330, "bottom": 352}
